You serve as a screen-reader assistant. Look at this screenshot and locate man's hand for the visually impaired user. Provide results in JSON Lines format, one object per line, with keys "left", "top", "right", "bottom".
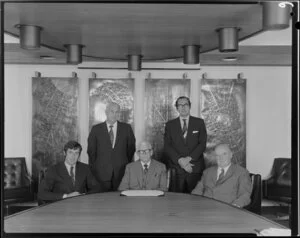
{"left": 178, "top": 157, "right": 187, "bottom": 168}
{"left": 178, "top": 157, "right": 192, "bottom": 169}
{"left": 183, "top": 162, "right": 194, "bottom": 173}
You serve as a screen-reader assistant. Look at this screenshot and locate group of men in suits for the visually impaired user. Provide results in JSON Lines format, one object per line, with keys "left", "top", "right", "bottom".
{"left": 38, "top": 96, "right": 252, "bottom": 209}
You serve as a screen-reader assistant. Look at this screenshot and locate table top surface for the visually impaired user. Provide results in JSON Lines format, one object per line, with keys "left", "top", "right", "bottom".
{"left": 4, "top": 192, "right": 285, "bottom": 233}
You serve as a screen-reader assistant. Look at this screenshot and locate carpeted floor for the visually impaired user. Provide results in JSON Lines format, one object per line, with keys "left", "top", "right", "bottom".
{"left": 261, "top": 206, "right": 290, "bottom": 228}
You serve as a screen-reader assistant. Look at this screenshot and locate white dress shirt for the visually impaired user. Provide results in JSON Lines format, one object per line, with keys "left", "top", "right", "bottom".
{"left": 179, "top": 116, "right": 190, "bottom": 130}
{"left": 141, "top": 161, "right": 151, "bottom": 171}
{"left": 217, "top": 163, "right": 231, "bottom": 180}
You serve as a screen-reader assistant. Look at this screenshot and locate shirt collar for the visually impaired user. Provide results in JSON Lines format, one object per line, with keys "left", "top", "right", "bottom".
{"left": 218, "top": 163, "right": 231, "bottom": 174}
{"left": 65, "top": 162, "right": 76, "bottom": 173}
{"left": 141, "top": 160, "right": 151, "bottom": 167}
{"left": 106, "top": 121, "right": 117, "bottom": 127}
{"left": 180, "top": 115, "right": 190, "bottom": 121}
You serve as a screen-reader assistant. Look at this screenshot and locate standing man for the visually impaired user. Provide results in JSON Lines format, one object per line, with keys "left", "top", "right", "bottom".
{"left": 38, "top": 141, "right": 102, "bottom": 204}
{"left": 164, "top": 96, "right": 207, "bottom": 193}
{"left": 87, "top": 102, "right": 136, "bottom": 191}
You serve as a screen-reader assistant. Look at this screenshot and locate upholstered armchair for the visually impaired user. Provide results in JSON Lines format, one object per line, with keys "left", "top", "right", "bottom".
{"left": 263, "top": 158, "right": 291, "bottom": 202}
{"left": 4, "top": 157, "right": 35, "bottom": 215}
{"left": 263, "top": 158, "right": 291, "bottom": 222}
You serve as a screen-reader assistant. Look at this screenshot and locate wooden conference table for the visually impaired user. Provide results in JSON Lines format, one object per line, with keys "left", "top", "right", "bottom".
{"left": 4, "top": 192, "right": 286, "bottom": 233}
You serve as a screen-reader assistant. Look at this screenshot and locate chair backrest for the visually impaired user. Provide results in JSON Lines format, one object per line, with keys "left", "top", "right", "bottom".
{"left": 271, "top": 158, "right": 291, "bottom": 186}
{"left": 167, "top": 168, "right": 177, "bottom": 192}
{"left": 4, "top": 157, "right": 31, "bottom": 190}
{"left": 244, "top": 173, "right": 262, "bottom": 215}
{"left": 4, "top": 157, "right": 34, "bottom": 202}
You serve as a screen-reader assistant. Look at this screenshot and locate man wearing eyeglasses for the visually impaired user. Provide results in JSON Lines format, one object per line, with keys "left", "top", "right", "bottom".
{"left": 118, "top": 141, "right": 167, "bottom": 191}
{"left": 164, "top": 96, "right": 207, "bottom": 193}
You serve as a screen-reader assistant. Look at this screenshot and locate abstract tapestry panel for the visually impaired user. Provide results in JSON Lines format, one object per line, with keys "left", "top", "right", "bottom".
{"left": 89, "top": 78, "right": 134, "bottom": 131}
{"left": 200, "top": 78, "right": 246, "bottom": 168}
{"left": 145, "top": 78, "right": 190, "bottom": 163}
{"left": 32, "top": 77, "right": 79, "bottom": 187}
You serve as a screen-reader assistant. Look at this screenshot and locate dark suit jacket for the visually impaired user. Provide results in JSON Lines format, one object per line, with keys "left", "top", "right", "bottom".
{"left": 164, "top": 116, "right": 207, "bottom": 174}
{"left": 87, "top": 121, "right": 136, "bottom": 183}
{"left": 118, "top": 159, "right": 167, "bottom": 191}
{"left": 191, "top": 164, "right": 252, "bottom": 207}
{"left": 38, "top": 161, "right": 102, "bottom": 202}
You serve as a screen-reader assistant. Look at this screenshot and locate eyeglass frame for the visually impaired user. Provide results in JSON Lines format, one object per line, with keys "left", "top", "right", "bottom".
{"left": 177, "top": 103, "right": 190, "bottom": 108}
{"left": 137, "top": 149, "right": 152, "bottom": 155}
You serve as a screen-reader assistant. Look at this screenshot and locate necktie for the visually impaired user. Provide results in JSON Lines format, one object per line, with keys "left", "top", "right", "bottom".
{"left": 109, "top": 125, "right": 114, "bottom": 147}
{"left": 144, "top": 164, "right": 148, "bottom": 174}
{"left": 217, "top": 168, "right": 224, "bottom": 183}
{"left": 182, "top": 119, "right": 188, "bottom": 138}
{"left": 70, "top": 166, "right": 75, "bottom": 185}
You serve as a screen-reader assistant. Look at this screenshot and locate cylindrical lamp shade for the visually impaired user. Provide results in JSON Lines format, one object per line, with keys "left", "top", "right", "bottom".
{"left": 65, "top": 44, "right": 84, "bottom": 64}
{"left": 19, "top": 25, "right": 42, "bottom": 50}
{"left": 183, "top": 45, "right": 200, "bottom": 64}
{"left": 217, "top": 27, "right": 239, "bottom": 52}
{"left": 263, "top": 2, "right": 291, "bottom": 30}
{"left": 128, "top": 55, "right": 142, "bottom": 71}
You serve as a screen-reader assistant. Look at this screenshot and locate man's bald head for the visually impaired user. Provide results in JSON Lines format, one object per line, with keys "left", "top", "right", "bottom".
{"left": 105, "top": 102, "right": 120, "bottom": 124}
{"left": 214, "top": 143, "right": 233, "bottom": 168}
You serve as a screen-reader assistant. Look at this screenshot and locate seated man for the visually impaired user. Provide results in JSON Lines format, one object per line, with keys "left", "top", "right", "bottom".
{"left": 118, "top": 141, "right": 167, "bottom": 191}
{"left": 191, "top": 143, "right": 252, "bottom": 208}
{"left": 38, "top": 140, "right": 103, "bottom": 203}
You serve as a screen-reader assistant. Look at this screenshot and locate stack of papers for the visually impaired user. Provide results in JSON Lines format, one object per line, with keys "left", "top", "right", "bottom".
{"left": 256, "top": 228, "right": 291, "bottom": 236}
{"left": 120, "top": 190, "right": 164, "bottom": 196}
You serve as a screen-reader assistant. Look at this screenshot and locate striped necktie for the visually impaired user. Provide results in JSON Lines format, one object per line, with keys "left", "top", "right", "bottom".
{"left": 70, "top": 166, "right": 75, "bottom": 185}
{"left": 182, "top": 119, "right": 188, "bottom": 138}
{"left": 109, "top": 125, "right": 114, "bottom": 146}
{"left": 144, "top": 164, "right": 148, "bottom": 174}
{"left": 217, "top": 168, "right": 225, "bottom": 183}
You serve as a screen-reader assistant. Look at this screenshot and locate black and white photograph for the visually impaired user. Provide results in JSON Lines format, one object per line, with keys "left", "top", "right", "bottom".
{"left": 1, "top": 0, "right": 299, "bottom": 236}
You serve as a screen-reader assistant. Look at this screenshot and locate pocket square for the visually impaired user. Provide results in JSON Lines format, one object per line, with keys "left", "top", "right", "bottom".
{"left": 192, "top": 131, "right": 199, "bottom": 134}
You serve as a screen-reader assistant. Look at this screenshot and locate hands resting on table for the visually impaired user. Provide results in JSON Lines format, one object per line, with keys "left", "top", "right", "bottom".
{"left": 62, "top": 192, "right": 85, "bottom": 199}
{"left": 178, "top": 157, "right": 194, "bottom": 173}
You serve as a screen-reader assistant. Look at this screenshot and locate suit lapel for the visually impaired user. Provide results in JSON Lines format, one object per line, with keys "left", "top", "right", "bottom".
{"left": 147, "top": 160, "right": 156, "bottom": 185}
{"left": 75, "top": 163, "right": 83, "bottom": 190}
{"left": 217, "top": 164, "right": 234, "bottom": 185}
{"left": 212, "top": 167, "right": 219, "bottom": 185}
{"left": 58, "top": 162, "right": 74, "bottom": 190}
{"left": 175, "top": 117, "right": 186, "bottom": 144}
{"left": 102, "top": 122, "right": 112, "bottom": 147}
{"left": 136, "top": 161, "right": 143, "bottom": 188}
{"left": 185, "top": 116, "right": 193, "bottom": 143}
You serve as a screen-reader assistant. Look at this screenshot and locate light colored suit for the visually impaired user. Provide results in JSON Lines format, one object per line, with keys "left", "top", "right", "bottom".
{"left": 191, "top": 163, "right": 252, "bottom": 207}
{"left": 118, "top": 159, "right": 167, "bottom": 191}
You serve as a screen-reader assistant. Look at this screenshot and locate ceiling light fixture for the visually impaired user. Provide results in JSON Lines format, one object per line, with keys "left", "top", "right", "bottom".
{"left": 222, "top": 56, "right": 238, "bottom": 62}
{"left": 65, "top": 44, "right": 84, "bottom": 65}
{"left": 128, "top": 54, "right": 142, "bottom": 71}
{"left": 262, "top": 1, "right": 291, "bottom": 30}
{"left": 216, "top": 27, "right": 240, "bottom": 52}
{"left": 15, "top": 24, "right": 43, "bottom": 50}
{"left": 40, "top": 55, "right": 56, "bottom": 60}
{"left": 182, "top": 45, "right": 200, "bottom": 65}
